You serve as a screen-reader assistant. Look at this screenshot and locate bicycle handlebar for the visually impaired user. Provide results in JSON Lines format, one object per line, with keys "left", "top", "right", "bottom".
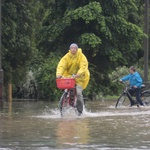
{"left": 57, "top": 74, "right": 76, "bottom": 79}
{"left": 119, "top": 80, "right": 130, "bottom": 87}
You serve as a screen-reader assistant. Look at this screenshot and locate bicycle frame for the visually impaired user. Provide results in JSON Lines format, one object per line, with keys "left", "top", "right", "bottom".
{"left": 120, "top": 82, "right": 133, "bottom": 99}
{"left": 65, "top": 88, "right": 77, "bottom": 107}
{"left": 59, "top": 87, "right": 77, "bottom": 116}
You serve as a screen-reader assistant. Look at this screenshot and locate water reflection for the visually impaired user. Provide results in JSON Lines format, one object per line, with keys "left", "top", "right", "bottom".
{"left": 56, "top": 119, "right": 89, "bottom": 146}
{"left": 8, "top": 100, "right": 12, "bottom": 116}
{"left": 0, "top": 100, "right": 150, "bottom": 150}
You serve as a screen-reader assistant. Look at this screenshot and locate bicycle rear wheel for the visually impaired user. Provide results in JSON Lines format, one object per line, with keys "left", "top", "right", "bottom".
{"left": 115, "top": 93, "right": 127, "bottom": 108}
{"left": 140, "top": 91, "right": 150, "bottom": 106}
{"left": 59, "top": 93, "right": 69, "bottom": 117}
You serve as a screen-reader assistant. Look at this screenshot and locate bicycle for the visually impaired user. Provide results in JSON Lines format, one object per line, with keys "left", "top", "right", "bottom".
{"left": 115, "top": 81, "right": 150, "bottom": 108}
{"left": 56, "top": 77, "right": 79, "bottom": 117}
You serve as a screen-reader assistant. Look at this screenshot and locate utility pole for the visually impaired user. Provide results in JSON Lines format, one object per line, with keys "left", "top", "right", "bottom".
{"left": 0, "top": 0, "right": 3, "bottom": 110}
{"left": 144, "top": 0, "right": 149, "bottom": 85}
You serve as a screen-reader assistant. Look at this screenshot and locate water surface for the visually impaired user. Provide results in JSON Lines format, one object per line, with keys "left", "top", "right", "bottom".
{"left": 0, "top": 100, "right": 150, "bottom": 150}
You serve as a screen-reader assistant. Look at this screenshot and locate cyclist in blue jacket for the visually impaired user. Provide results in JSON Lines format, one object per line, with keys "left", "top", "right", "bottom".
{"left": 120, "top": 66, "right": 144, "bottom": 107}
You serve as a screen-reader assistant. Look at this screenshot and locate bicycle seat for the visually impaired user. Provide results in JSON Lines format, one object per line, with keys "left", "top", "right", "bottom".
{"left": 141, "top": 84, "right": 145, "bottom": 88}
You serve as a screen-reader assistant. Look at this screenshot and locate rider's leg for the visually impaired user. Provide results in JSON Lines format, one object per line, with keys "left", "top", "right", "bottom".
{"left": 135, "top": 88, "right": 144, "bottom": 106}
{"left": 127, "top": 88, "right": 136, "bottom": 106}
{"left": 76, "top": 85, "right": 84, "bottom": 114}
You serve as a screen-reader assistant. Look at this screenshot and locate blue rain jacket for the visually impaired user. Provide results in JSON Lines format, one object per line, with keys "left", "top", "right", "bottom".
{"left": 121, "top": 72, "right": 143, "bottom": 88}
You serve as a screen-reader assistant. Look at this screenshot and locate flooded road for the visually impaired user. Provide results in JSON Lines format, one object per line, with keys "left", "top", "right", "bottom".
{"left": 0, "top": 100, "right": 150, "bottom": 150}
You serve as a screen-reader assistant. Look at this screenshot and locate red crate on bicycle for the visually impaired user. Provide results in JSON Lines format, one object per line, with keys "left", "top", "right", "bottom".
{"left": 56, "top": 78, "right": 76, "bottom": 89}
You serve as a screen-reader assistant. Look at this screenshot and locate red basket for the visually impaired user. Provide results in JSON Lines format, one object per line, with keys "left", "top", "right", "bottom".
{"left": 56, "top": 78, "right": 75, "bottom": 89}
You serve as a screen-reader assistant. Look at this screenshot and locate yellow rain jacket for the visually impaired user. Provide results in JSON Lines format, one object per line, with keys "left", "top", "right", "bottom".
{"left": 56, "top": 48, "right": 90, "bottom": 89}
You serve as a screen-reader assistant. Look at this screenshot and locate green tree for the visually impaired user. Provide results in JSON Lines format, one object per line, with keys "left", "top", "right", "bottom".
{"left": 33, "top": 52, "right": 61, "bottom": 100}
{"left": 2, "top": 0, "right": 43, "bottom": 97}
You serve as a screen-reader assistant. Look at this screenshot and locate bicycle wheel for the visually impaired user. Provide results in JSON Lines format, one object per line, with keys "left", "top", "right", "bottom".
{"left": 115, "top": 93, "right": 127, "bottom": 108}
{"left": 140, "top": 91, "right": 150, "bottom": 106}
{"left": 59, "top": 93, "right": 69, "bottom": 116}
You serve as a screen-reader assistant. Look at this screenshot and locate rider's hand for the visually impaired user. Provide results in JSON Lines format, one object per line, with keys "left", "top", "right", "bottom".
{"left": 133, "top": 86, "right": 137, "bottom": 88}
{"left": 119, "top": 79, "right": 123, "bottom": 82}
{"left": 74, "top": 74, "right": 80, "bottom": 78}
{"left": 56, "top": 75, "right": 62, "bottom": 78}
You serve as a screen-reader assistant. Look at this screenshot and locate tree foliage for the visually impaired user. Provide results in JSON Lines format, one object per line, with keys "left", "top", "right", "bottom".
{"left": 33, "top": 52, "right": 61, "bottom": 100}
{"left": 2, "top": 0, "right": 37, "bottom": 85}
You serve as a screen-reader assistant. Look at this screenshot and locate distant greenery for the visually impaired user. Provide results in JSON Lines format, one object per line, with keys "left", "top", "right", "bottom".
{"left": 32, "top": 52, "right": 62, "bottom": 100}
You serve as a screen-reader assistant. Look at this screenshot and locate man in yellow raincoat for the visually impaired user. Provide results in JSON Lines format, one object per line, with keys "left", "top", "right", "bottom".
{"left": 56, "top": 43, "right": 90, "bottom": 115}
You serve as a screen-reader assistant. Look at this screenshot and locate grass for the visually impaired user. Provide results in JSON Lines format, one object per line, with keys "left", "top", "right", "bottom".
{"left": 105, "top": 95, "right": 119, "bottom": 100}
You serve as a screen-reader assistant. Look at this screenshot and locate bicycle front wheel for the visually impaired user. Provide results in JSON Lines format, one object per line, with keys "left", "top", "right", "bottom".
{"left": 59, "top": 93, "right": 69, "bottom": 117}
{"left": 115, "top": 93, "right": 127, "bottom": 108}
{"left": 140, "top": 91, "right": 150, "bottom": 106}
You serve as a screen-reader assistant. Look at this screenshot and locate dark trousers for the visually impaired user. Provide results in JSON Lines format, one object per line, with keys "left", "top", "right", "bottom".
{"left": 127, "top": 88, "right": 143, "bottom": 106}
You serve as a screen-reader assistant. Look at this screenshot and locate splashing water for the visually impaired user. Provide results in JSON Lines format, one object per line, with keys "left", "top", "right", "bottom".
{"left": 35, "top": 104, "right": 150, "bottom": 119}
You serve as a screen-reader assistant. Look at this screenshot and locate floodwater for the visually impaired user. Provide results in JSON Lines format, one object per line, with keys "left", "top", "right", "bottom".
{"left": 0, "top": 99, "right": 150, "bottom": 150}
